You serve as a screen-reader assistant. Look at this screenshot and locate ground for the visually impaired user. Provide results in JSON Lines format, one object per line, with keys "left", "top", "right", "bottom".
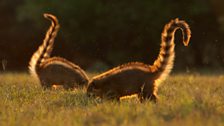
{"left": 0, "top": 72, "right": 224, "bottom": 126}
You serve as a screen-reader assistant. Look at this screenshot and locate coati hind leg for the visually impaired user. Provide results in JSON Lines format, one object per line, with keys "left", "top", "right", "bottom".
{"left": 137, "top": 86, "right": 144, "bottom": 103}
{"left": 142, "top": 81, "right": 159, "bottom": 103}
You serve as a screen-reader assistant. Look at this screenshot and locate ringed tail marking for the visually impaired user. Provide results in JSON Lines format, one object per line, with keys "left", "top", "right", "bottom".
{"left": 152, "top": 18, "right": 191, "bottom": 86}
{"left": 29, "top": 13, "right": 60, "bottom": 77}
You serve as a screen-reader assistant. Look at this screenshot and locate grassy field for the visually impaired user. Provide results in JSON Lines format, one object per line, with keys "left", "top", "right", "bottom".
{"left": 0, "top": 72, "right": 224, "bottom": 126}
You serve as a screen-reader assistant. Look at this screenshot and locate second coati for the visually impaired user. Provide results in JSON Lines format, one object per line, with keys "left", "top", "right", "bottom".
{"left": 87, "top": 18, "right": 191, "bottom": 102}
{"left": 29, "top": 13, "right": 89, "bottom": 89}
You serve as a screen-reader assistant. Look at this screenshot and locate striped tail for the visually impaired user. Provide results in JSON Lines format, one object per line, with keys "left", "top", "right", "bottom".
{"left": 29, "top": 13, "right": 60, "bottom": 77}
{"left": 152, "top": 18, "right": 191, "bottom": 86}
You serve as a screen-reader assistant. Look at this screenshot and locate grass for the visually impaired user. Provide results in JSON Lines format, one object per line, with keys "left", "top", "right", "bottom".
{"left": 0, "top": 72, "right": 224, "bottom": 126}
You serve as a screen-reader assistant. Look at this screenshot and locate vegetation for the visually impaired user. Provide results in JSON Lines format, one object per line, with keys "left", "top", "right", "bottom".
{"left": 0, "top": 72, "right": 224, "bottom": 126}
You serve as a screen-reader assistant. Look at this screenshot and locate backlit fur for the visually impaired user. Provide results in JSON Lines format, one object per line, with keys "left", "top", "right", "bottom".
{"left": 87, "top": 18, "right": 191, "bottom": 102}
{"left": 29, "top": 13, "right": 89, "bottom": 89}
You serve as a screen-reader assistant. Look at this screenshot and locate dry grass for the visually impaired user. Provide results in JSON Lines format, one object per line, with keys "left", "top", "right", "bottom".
{"left": 0, "top": 72, "right": 224, "bottom": 126}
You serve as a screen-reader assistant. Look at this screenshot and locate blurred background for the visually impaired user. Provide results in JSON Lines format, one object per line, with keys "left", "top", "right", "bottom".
{"left": 0, "top": 0, "right": 224, "bottom": 72}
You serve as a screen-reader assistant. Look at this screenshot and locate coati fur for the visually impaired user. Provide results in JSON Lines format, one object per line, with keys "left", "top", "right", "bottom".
{"left": 87, "top": 18, "right": 191, "bottom": 102}
{"left": 29, "top": 13, "right": 89, "bottom": 89}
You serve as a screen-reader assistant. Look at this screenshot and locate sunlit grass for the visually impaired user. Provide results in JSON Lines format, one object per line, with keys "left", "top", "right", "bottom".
{"left": 0, "top": 72, "right": 224, "bottom": 126}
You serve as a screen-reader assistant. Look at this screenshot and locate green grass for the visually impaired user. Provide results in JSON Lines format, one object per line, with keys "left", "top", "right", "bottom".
{"left": 0, "top": 72, "right": 224, "bottom": 126}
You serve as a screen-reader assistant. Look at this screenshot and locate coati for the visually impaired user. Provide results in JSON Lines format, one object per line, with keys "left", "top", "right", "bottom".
{"left": 29, "top": 13, "right": 89, "bottom": 89}
{"left": 87, "top": 18, "right": 191, "bottom": 102}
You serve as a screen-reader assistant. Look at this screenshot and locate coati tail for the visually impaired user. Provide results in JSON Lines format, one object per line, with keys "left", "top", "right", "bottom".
{"left": 29, "top": 13, "right": 60, "bottom": 77}
{"left": 152, "top": 18, "right": 191, "bottom": 86}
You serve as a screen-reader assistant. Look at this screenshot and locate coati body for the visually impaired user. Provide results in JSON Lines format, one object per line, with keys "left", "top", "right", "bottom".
{"left": 87, "top": 18, "right": 191, "bottom": 102}
{"left": 29, "top": 13, "right": 89, "bottom": 89}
